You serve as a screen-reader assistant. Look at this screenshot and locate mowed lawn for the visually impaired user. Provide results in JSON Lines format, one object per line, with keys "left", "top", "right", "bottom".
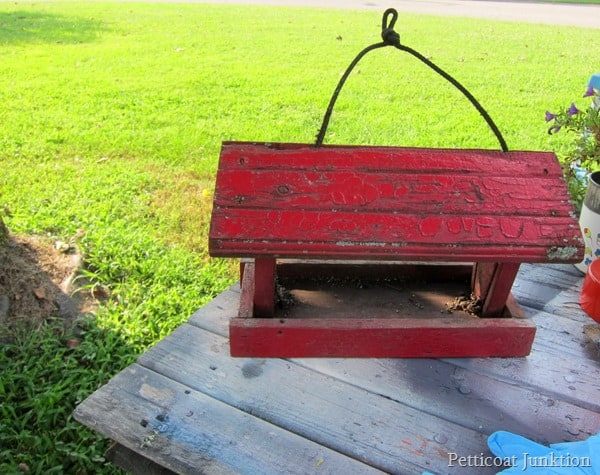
{"left": 0, "top": 2, "right": 598, "bottom": 473}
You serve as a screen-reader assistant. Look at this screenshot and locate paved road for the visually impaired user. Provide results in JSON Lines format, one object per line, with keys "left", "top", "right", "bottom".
{"left": 188, "top": 0, "right": 599, "bottom": 28}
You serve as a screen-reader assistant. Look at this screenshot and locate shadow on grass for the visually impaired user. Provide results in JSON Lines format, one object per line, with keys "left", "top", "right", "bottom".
{"left": 0, "top": 231, "right": 135, "bottom": 472}
{"left": 0, "top": 315, "right": 136, "bottom": 474}
{"left": 0, "top": 11, "right": 109, "bottom": 45}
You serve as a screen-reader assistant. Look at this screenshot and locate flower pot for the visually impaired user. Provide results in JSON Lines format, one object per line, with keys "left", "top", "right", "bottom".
{"left": 575, "top": 171, "right": 600, "bottom": 273}
{"left": 580, "top": 258, "right": 600, "bottom": 322}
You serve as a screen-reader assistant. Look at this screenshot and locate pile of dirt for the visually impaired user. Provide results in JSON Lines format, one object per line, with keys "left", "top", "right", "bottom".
{"left": 0, "top": 233, "right": 92, "bottom": 340}
{"left": 445, "top": 293, "right": 483, "bottom": 316}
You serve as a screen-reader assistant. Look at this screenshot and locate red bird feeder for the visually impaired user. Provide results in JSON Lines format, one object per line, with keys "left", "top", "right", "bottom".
{"left": 209, "top": 9, "right": 583, "bottom": 358}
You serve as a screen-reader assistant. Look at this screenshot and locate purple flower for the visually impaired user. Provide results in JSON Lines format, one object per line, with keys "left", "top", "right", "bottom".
{"left": 548, "top": 125, "right": 562, "bottom": 134}
{"left": 545, "top": 111, "right": 556, "bottom": 122}
{"left": 568, "top": 103, "right": 580, "bottom": 116}
{"left": 584, "top": 86, "right": 595, "bottom": 97}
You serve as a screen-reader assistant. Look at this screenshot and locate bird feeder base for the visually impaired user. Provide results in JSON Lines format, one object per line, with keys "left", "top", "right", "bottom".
{"left": 229, "top": 261, "right": 536, "bottom": 358}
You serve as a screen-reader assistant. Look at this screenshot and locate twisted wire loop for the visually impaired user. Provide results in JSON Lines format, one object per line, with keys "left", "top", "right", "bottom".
{"left": 315, "top": 8, "right": 509, "bottom": 152}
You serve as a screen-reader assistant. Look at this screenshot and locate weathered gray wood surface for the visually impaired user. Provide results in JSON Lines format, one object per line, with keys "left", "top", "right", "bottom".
{"left": 74, "top": 263, "right": 600, "bottom": 474}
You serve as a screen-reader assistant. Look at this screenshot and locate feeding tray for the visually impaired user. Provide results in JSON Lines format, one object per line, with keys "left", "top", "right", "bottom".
{"left": 208, "top": 9, "right": 584, "bottom": 358}
{"left": 231, "top": 260, "right": 532, "bottom": 358}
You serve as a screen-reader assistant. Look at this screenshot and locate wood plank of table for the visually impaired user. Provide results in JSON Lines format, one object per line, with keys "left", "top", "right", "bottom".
{"left": 74, "top": 364, "right": 386, "bottom": 475}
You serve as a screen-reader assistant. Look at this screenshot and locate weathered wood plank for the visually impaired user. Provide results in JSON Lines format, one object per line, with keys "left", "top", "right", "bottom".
{"left": 445, "top": 337, "right": 600, "bottom": 415}
{"left": 218, "top": 142, "right": 563, "bottom": 177}
{"left": 527, "top": 309, "right": 598, "bottom": 357}
{"left": 253, "top": 258, "right": 276, "bottom": 317}
{"left": 510, "top": 266, "right": 600, "bottom": 354}
{"left": 210, "top": 209, "right": 582, "bottom": 262}
{"left": 190, "top": 284, "right": 240, "bottom": 335}
{"left": 237, "top": 263, "right": 254, "bottom": 319}
{"left": 475, "top": 262, "right": 521, "bottom": 316}
{"left": 513, "top": 263, "right": 588, "bottom": 322}
{"left": 213, "top": 169, "right": 571, "bottom": 216}
{"left": 228, "top": 312, "right": 535, "bottom": 358}
{"left": 74, "top": 364, "right": 385, "bottom": 475}
{"left": 137, "top": 323, "right": 496, "bottom": 474}
{"left": 290, "top": 357, "right": 600, "bottom": 445}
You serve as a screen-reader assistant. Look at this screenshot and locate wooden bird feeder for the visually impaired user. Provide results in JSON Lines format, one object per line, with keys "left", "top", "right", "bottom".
{"left": 208, "top": 9, "right": 584, "bottom": 358}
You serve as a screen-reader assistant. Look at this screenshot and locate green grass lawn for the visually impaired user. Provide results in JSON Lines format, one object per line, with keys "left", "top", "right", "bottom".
{"left": 0, "top": 1, "right": 598, "bottom": 473}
